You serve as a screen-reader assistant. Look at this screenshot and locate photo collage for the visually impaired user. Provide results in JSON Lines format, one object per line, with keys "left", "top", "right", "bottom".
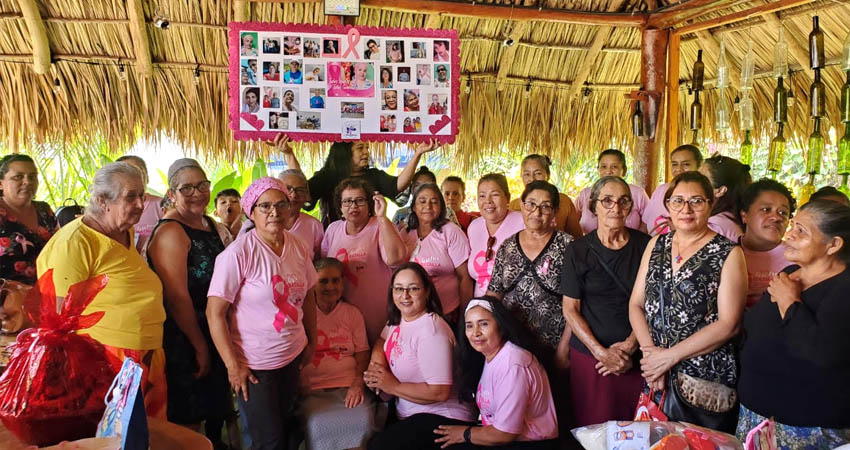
{"left": 234, "top": 26, "right": 456, "bottom": 142}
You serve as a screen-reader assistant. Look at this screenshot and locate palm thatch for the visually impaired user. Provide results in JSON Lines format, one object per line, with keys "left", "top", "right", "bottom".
{"left": 0, "top": 0, "right": 849, "bottom": 175}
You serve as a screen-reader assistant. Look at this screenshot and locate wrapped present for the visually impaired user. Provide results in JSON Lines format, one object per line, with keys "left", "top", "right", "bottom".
{"left": 0, "top": 270, "right": 114, "bottom": 446}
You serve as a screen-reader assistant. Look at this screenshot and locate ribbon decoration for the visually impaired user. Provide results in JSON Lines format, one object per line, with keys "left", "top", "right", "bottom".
{"left": 272, "top": 275, "right": 299, "bottom": 332}
{"left": 311, "top": 330, "right": 342, "bottom": 367}
{"left": 341, "top": 28, "right": 361, "bottom": 59}
{"left": 335, "top": 248, "right": 360, "bottom": 287}
{"left": 383, "top": 326, "right": 401, "bottom": 365}
{"left": 471, "top": 251, "right": 491, "bottom": 290}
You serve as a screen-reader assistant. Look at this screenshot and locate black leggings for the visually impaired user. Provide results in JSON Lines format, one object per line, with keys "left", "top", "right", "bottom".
{"left": 367, "top": 413, "right": 472, "bottom": 450}
{"left": 450, "top": 439, "right": 559, "bottom": 450}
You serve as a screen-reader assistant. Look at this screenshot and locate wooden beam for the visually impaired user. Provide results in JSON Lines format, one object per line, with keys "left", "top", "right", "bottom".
{"left": 696, "top": 30, "right": 740, "bottom": 87}
{"left": 496, "top": 20, "right": 529, "bottom": 91}
{"left": 125, "top": 0, "right": 153, "bottom": 78}
{"left": 636, "top": 27, "right": 668, "bottom": 194}
{"left": 234, "top": 0, "right": 250, "bottom": 22}
{"left": 673, "top": 0, "right": 815, "bottom": 36}
{"left": 714, "top": 0, "right": 847, "bottom": 35}
{"left": 248, "top": 0, "right": 648, "bottom": 26}
{"left": 16, "top": 0, "right": 51, "bottom": 75}
{"left": 650, "top": 0, "right": 741, "bottom": 28}
{"left": 424, "top": 13, "right": 442, "bottom": 30}
{"left": 568, "top": 26, "right": 613, "bottom": 98}
{"left": 664, "top": 31, "right": 680, "bottom": 182}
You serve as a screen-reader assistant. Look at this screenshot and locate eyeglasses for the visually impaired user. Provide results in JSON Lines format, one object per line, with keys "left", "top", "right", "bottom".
{"left": 254, "top": 200, "right": 290, "bottom": 215}
{"left": 177, "top": 181, "right": 211, "bottom": 196}
{"left": 485, "top": 235, "right": 497, "bottom": 261}
{"left": 522, "top": 201, "right": 554, "bottom": 215}
{"left": 599, "top": 197, "right": 633, "bottom": 210}
{"left": 667, "top": 196, "right": 709, "bottom": 212}
{"left": 437, "top": 67, "right": 447, "bottom": 73}
{"left": 285, "top": 185, "right": 309, "bottom": 197}
{"left": 393, "top": 286, "right": 423, "bottom": 296}
{"left": 341, "top": 197, "right": 368, "bottom": 208}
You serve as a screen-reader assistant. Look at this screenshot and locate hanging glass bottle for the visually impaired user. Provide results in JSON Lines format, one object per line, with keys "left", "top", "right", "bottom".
{"left": 809, "top": 16, "right": 825, "bottom": 69}
{"left": 632, "top": 100, "right": 644, "bottom": 137}
{"left": 693, "top": 50, "right": 705, "bottom": 91}
{"left": 800, "top": 174, "right": 816, "bottom": 204}
{"left": 810, "top": 69, "right": 826, "bottom": 118}
{"left": 843, "top": 29, "right": 850, "bottom": 72}
{"left": 690, "top": 91, "right": 702, "bottom": 130}
{"left": 841, "top": 71, "right": 850, "bottom": 124}
{"left": 806, "top": 118, "right": 824, "bottom": 174}
{"left": 716, "top": 90, "right": 731, "bottom": 132}
{"left": 774, "top": 26, "right": 789, "bottom": 79}
{"left": 739, "top": 96, "right": 754, "bottom": 166}
{"left": 740, "top": 130, "right": 753, "bottom": 166}
{"left": 741, "top": 40, "right": 755, "bottom": 92}
{"left": 768, "top": 123, "right": 786, "bottom": 173}
{"left": 838, "top": 123, "right": 850, "bottom": 175}
{"left": 774, "top": 76, "right": 788, "bottom": 123}
{"left": 717, "top": 39, "right": 729, "bottom": 89}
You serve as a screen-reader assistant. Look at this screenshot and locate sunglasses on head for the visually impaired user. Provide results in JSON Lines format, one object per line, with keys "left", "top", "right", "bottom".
{"left": 485, "top": 235, "right": 497, "bottom": 261}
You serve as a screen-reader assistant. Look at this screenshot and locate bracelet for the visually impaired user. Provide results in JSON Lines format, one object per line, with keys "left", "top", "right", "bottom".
{"left": 463, "top": 426, "right": 472, "bottom": 443}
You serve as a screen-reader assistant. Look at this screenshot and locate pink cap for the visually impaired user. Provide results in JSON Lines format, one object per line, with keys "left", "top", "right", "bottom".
{"left": 242, "top": 176, "right": 287, "bottom": 216}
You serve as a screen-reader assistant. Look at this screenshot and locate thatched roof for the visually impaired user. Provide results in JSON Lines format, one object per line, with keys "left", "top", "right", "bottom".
{"left": 1, "top": 0, "right": 849, "bottom": 173}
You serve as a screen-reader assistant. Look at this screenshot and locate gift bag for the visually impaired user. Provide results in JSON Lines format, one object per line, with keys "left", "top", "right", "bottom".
{"left": 634, "top": 390, "right": 669, "bottom": 422}
{"left": 97, "top": 357, "right": 149, "bottom": 450}
{"left": 744, "top": 419, "right": 776, "bottom": 450}
{"left": 0, "top": 270, "right": 114, "bottom": 446}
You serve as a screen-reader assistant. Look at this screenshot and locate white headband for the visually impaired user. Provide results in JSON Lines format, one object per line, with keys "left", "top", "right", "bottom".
{"left": 464, "top": 299, "right": 494, "bottom": 315}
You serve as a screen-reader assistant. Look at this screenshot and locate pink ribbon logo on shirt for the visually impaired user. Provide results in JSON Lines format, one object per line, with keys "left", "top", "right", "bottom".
{"left": 472, "top": 250, "right": 491, "bottom": 290}
{"left": 335, "top": 248, "right": 360, "bottom": 287}
{"left": 539, "top": 258, "right": 550, "bottom": 277}
{"left": 311, "top": 330, "right": 342, "bottom": 367}
{"left": 384, "top": 327, "right": 401, "bottom": 366}
{"left": 272, "top": 275, "right": 299, "bottom": 331}
{"left": 15, "top": 233, "right": 33, "bottom": 254}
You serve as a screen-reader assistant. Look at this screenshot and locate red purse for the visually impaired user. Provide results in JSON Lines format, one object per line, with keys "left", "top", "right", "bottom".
{"left": 634, "top": 389, "right": 669, "bottom": 422}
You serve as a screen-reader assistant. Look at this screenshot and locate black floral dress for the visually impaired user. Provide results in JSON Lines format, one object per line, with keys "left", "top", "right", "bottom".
{"left": 643, "top": 232, "right": 738, "bottom": 387}
{"left": 0, "top": 201, "right": 57, "bottom": 284}
{"left": 487, "top": 231, "right": 573, "bottom": 354}
{"left": 149, "top": 217, "right": 231, "bottom": 425}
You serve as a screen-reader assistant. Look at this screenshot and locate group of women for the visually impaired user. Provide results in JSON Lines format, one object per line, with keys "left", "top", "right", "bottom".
{"left": 0, "top": 138, "right": 849, "bottom": 450}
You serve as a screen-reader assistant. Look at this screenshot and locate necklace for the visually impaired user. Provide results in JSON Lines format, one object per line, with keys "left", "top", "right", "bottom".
{"left": 673, "top": 231, "right": 709, "bottom": 265}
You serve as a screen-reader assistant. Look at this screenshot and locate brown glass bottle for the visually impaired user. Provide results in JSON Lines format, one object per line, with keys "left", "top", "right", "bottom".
{"left": 810, "top": 16, "right": 825, "bottom": 69}
{"left": 810, "top": 70, "right": 825, "bottom": 118}
{"left": 690, "top": 91, "right": 702, "bottom": 131}
{"left": 693, "top": 50, "right": 705, "bottom": 91}
{"left": 632, "top": 100, "right": 644, "bottom": 137}
{"left": 841, "top": 71, "right": 850, "bottom": 124}
{"left": 774, "top": 76, "right": 787, "bottom": 123}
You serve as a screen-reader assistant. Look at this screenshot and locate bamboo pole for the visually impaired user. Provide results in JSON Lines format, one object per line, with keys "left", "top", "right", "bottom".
{"left": 664, "top": 31, "right": 680, "bottom": 182}
{"left": 125, "top": 0, "right": 153, "bottom": 78}
{"left": 496, "top": 21, "right": 529, "bottom": 91}
{"left": 567, "top": 0, "right": 628, "bottom": 99}
{"left": 15, "top": 0, "right": 51, "bottom": 75}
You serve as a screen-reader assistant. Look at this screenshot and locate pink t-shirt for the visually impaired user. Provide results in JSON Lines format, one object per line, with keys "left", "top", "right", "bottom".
{"left": 300, "top": 301, "right": 369, "bottom": 390}
{"left": 477, "top": 341, "right": 558, "bottom": 441}
{"left": 708, "top": 212, "right": 743, "bottom": 242}
{"left": 643, "top": 183, "right": 671, "bottom": 236}
{"left": 742, "top": 241, "right": 790, "bottom": 308}
{"left": 135, "top": 195, "right": 163, "bottom": 255}
{"left": 290, "top": 212, "right": 324, "bottom": 261}
{"left": 208, "top": 228, "right": 317, "bottom": 370}
{"left": 322, "top": 216, "right": 393, "bottom": 343}
{"left": 381, "top": 313, "right": 475, "bottom": 421}
{"left": 575, "top": 184, "right": 649, "bottom": 234}
{"left": 467, "top": 211, "right": 525, "bottom": 297}
{"left": 405, "top": 222, "right": 470, "bottom": 314}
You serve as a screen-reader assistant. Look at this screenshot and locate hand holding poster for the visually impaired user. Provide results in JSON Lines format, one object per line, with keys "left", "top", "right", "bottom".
{"left": 229, "top": 23, "right": 460, "bottom": 144}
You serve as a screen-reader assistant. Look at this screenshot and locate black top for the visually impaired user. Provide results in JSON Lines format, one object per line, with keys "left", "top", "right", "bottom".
{"left": 738, "top": 265, "right": 850, "bottom": 428}
{"left": 305, "top": 167, "right": 400, "bottom": 225}
{"left": 0, "top": 201, "right": 57, "bottom": 285}
{"left": 560, "top": 228, "right": 651, "bottom": 356}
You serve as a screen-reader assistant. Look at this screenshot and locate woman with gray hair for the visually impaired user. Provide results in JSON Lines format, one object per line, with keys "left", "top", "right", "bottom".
{"left": 115, "top": 155, "right": 163, "bottom": 256}
{"left": 560, "top": 176, "right": 650, "bottom": 426}
{"left": 146, "top": 158, "right": 233, "bottom": 445}
{"left": 35, "top": 161, "right": 167, "bottom": 418}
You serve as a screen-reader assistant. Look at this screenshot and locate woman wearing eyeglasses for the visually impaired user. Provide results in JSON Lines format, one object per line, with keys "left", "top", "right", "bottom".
{"left": 146, "top": 159, "right": 233, "bottom": 445}
{"left": 575, "top": 149, "right": 649, "bottom": 235}
{"left": 365, "top": 263, "right": 476, "bottom": 450}
{"left": 628, "top": 171, "right": 747, "bottom": 432}
{"left": 207, "top": 177, "right": 318, "bottom": 450}
{"left": 560, "top": 176, "right": 650, "bottom": 427}
{"left": 321, "top": 177, "right": 409, "bottom": 343}
{"left": 468, "top": 173, "right": 525, "bottom": 298}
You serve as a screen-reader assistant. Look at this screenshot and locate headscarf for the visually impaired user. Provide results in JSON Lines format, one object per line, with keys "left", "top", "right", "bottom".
{"left": 241, "top": 176, "right": 287, "bottom": 216}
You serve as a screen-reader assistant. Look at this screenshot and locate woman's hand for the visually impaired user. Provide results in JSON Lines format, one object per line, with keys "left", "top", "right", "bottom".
{"left": 768, "top": 271, "right": 802, "bottom": 319}
{"left": 299, "top": 344, "right": 316, "bottom": 370}
{"left": 374, "top": 192, "right": 388, "bottom": 218}
{"left": 344, "top": 383, "right": 365, "bottom": 408}
{"left": 414, "top": 139, "right": 440, "bottom": 156}
{"left": 363, "top": 363, "right": 399, "bottom": 394}
{"left": 640, "top": 346, "right": 678, "bottom": 383}
{"left": 268, "top": 133, "right": 294, "bottom": 154}
{"left": 228, "top": 364, "right": 259, "bottom": 401}
{"left": 648, "top": 373, "right": 666, "bottom": 391}
{"left": 593, "top": 346, "right": 631, "bottom": 376}
{"left": 193, "top": 343, "right": 211, "bottom": 379}
{"left": 433, "top": 425, "right": 468, "bottom": 448}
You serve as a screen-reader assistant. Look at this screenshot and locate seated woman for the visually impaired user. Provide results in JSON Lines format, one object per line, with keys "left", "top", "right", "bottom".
{"left": 737, "top": 199, "right": 850, "bottom": 448}
{"left": 738, "top": 179, "right": 795, "bottom": 308}
{"left": 299, "top": 258, "right": 373, "bottom": 450}
{"left": 434, "top": 297, "right": 558, "bottom": 449}
{"left": 36, "top": 162, "right": 166, "bottom": 418}
{"left": 698, "top": 155, "right": 751, "bottom": 241}
{"left": 364, "top": 263, "right": 476, "bottom": 450}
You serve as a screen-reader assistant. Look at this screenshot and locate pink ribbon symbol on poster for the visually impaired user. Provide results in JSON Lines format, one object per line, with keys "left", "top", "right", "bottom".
{"left": 229, "top": 22, "right": 460, "bottom": 144}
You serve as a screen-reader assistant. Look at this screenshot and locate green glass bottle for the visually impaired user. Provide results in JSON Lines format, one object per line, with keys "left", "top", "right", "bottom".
{"left": 810, "top": 16, "right": 825, "bottom": 69}
{"left": 807, "top": 118, "right": 824, "bottom": 174}
{"left": 740, "top": 129, "right": 753, "bottom": 166}
{"left": 774, "top": 76, "right": 787, "bottom": 123}
{"left": 839, "top": 124, "right": 850, "bottom": 175}
{"left": 768, "top": 123, "right": 786, "bottom": 173}
{"left": 841, "top": 71, "right": 850, "bottom": 124}
{"left": 690, "top": 91, "right": 702, "bottom": 131}
{"left": 800, "top": 174, "right": 816, "bottom": 204}
{"left": 810, "top": 70, "right": 826, "bottom": 118}
{"left": 693, "top": 50, "right": 705, "bottom": 91}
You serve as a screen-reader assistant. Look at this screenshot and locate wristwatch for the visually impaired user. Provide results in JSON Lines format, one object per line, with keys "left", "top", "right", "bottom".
{"left": 463, "top": 426, "right": 472, "bottom": 443}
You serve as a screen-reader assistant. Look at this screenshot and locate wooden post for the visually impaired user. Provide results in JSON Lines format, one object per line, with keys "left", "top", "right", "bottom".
{"left": 636, "top": 27, "right": 668, "bottom": 195}
{"left": 16, "top": 0, "right": 51, "bottom": 74}
{"left": 126, "top": 0, "right": 153, "bottom": 77}
{"left": 664, "top": 31, "right": 680, "bottom": 182}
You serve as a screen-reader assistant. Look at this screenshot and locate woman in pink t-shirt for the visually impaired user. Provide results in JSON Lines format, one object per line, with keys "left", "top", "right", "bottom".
{"left": 643, "top": 145, "right": 703, "bottom": 236}
{"left": 739, "top": 179, "right": 795, "bottom": 308}
{"left": 404, "top": 183, "right": 474, "bottom": 322}
{"left": 115, "top": 155, "right": 163, "bottom": 256}
{"left": 468, "top": 173, "right": 526, "bottom": 297}
{"left": 699, "top": 155, "right": 752, "bottom": 242}
{"left": 435, "top": 297, "right": 558, "bottom": 449}
{"left": 299, "top": 258, "right": 374, "bottom": 450}
{"left": 364, "top": 263, "right": 476, "bottom": 450}
{"left": 207, "top": 177, "right": 318, "bottom": 450}
{"left": 576, "top": 149, "right": 649, "bottom": 234}
{"left": 321, "top": 177, "right": 409, "bottom": 343}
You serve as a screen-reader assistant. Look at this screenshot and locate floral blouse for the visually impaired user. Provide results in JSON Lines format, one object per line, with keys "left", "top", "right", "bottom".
{"left": 0, "top": 201, "right": 57, "bottom": 284}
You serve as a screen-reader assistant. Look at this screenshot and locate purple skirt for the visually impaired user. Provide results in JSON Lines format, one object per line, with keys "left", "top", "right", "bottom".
{"left": 569, "top": 348, "right": 644, "bottom": 427}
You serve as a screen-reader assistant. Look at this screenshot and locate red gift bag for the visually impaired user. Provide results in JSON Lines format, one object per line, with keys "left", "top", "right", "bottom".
{"left": 0, "top": 270, "right": 114, "bottom": 446}
{"left": 634, "top": 389, "right": 669, "bottom": 422}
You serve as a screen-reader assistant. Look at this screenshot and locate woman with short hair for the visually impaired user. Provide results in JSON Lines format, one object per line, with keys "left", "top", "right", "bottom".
{"left": 115, "top": 155, "right": 163, "bottom": 256}
{"left": 509, "top": 154, "right": 582, "bottom": 239}
{"left": 698, "top": 155, "right": 752, "bottom": 241}
{"left": 575, "top": 149, "right": 649, "bottom": 234}
{"left": 642, "top": 145, "right": 703, "bottom": 236}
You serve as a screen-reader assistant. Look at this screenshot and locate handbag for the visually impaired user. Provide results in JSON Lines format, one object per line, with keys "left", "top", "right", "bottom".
{"left": 657, "top": 270, "right": 738, "bottom": 431}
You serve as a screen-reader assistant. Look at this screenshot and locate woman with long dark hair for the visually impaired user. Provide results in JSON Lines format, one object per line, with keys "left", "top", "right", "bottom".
{"left": 433, "top": 297, "right": 558, "bottom": 449}
{"left": 699, "top": 155, "right": 752, "bottom": 241}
